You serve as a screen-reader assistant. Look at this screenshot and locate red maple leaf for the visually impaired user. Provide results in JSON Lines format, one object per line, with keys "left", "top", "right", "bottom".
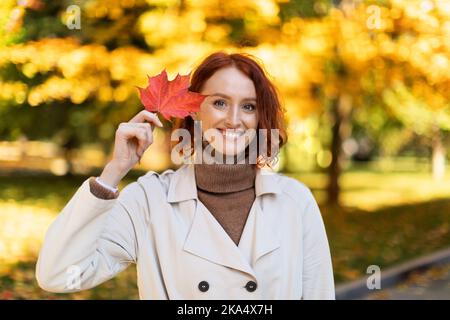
{"left": 137, "top": 69, "right": 208, "bottom": 121}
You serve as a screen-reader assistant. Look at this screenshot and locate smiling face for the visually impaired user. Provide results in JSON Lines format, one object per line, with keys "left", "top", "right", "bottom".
{"left": 194, "top": 66, "right": 259, "bottom": 157}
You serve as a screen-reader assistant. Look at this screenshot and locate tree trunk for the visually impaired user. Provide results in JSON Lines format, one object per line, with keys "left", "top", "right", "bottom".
{"left": 62, "top": 135, "right": 77, "bottom": 177}
{"left": 327, "top": 94, "right": 353, "bottom": 206}
{"left": 431, "top": 127, "right": 445, "bottom": 181}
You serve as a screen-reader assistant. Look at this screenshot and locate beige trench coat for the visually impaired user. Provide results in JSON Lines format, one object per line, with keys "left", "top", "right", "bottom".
{"left": 36, "top": 164, "right": 335, "bottom": 299}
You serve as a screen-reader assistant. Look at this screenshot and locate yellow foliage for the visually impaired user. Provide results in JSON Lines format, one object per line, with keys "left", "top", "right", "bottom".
{"left": 0, "top": 81, "right": 27, "bottom": 103}
{"left": 0, "top": 0, "right": 448, "bottom": 125}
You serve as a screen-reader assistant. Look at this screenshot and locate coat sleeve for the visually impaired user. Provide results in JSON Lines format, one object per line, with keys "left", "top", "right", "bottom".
{"left": 35, "top": 177, "right": 142, "bottom": 293}
{"left": 301, "top": 194, "right": 335, "bottom": 300}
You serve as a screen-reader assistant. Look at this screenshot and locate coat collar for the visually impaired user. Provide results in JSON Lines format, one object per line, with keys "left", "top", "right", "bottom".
{"left": 167, "top": 164, "right": 281, "bottom": 203}
{"left": 182, "top": 199, "right": 281, "bottom": 279}
{"left": 166, "top": 163, "right": 282, "bottom": 278}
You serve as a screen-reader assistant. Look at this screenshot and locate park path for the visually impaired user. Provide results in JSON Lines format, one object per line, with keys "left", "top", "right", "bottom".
{"left": 362, "top": 263, "right": 450, "bottom": 300}
{"left": 336, "top": 247, "right": 450, "bottom": 300}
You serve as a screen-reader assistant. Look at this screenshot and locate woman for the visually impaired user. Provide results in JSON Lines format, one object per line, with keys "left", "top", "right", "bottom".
{"left": 36, "top": 52, "right": 335, "bottom": 300}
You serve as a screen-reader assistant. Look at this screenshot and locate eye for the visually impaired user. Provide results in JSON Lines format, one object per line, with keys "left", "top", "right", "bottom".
{"left": 243, "top": 104, "right": 256, "bottom": 112}
{"left": 213, "top": 99, "right": 226, "bottom": 108}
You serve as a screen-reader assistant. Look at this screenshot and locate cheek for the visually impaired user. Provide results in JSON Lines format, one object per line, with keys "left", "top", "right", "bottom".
{"left": 244, "top": 113, "right": 258, "bottom": 129}
{"left": 199, "top": 105, "right": 223, "bottom": 130}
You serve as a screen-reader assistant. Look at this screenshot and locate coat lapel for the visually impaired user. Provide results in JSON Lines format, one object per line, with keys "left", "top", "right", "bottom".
{"left": 238, "top": 198, "right": 281, "bottom": 268}
{"left": 167, "top": 164, "right": 282, "bottom": 278}
{"left": 239, "top": 167, "right": 282, "bottom": 267}
{"left": 183, "top": 200, "right": 257, "bottom": 278}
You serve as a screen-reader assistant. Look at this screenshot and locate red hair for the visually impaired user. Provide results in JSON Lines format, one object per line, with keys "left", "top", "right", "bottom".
{"left": 173, "top": 51, "right": 287, "bottom": 168}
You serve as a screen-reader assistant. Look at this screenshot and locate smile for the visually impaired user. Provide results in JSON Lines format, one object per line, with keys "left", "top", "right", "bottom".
{"left": 217, "top": 129, "right": 245, "bottom": 139}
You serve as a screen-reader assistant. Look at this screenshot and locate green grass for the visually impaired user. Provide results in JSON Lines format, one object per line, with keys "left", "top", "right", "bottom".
{"left": 320, "top": 200, "right": 450, "bottom": 283}
{"left": 1, "top": 168, "right": 450, "bottom": 298}
{"left": 289, "top": 170, "right": 450, "bottom": 210}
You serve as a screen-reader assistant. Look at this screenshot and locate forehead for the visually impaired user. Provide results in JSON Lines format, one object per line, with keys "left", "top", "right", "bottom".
{"left": 201, "top": 67, "right": 256, "bottom": 98}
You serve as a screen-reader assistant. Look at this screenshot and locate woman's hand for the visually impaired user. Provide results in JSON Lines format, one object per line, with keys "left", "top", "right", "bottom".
{"left": 99, "top": 110, "right": 163, "bottom": 187}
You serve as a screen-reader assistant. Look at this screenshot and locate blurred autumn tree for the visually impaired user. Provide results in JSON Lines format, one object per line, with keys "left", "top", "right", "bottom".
{"left": 0, "top": 0, "right": 449, "bottom": 204}
{"left": 271, "top": 0, "right": 450, "bottom": 204}
{"left": 378, "top": 0, "right": 450, "bottom": 181}
{"left": 0, "top": 0, "right": 327, "bottom": 172}
{"left": 0, "top": 0, "right": 156, "bottom": 173}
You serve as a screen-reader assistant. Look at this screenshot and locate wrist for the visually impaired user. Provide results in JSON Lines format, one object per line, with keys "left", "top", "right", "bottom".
{"left": 95, "top": 176, "right": 118, "bottom": 192}
{"left": 99, "top": 161, "right": 127, "bottom": 187}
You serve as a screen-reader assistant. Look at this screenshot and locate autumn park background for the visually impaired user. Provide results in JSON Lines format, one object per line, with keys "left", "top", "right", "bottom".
{"left": 1, "top": 0, "right": 450, "bottom": 299}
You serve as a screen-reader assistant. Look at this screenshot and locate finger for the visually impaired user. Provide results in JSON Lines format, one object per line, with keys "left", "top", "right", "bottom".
{"left": 132, "top": 126, "right": 149, "bottom": 150}
{"left": 131, "top": 122, "right": 155, "bottom": 134}
{"left": 137, "top": 128, "right": 153, "bottom": 157}
{"left": 129, "top": 110, "right": 163, "bottom": 127}
{"left": 136, "top": 130, "right": 149, "bottom": 157}
{"left": 118, "top": 125, "right": 149, "bottom": 153}
{"left": 143, "top": 131, "right": 154, "bottom": 153}
{"left": 128, "top": 123, "right": 153, "bottom": 147}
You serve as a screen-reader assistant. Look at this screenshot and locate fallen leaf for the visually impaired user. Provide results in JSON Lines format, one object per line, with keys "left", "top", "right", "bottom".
{"left": 137, "top": 69, "right": 208, "bottom": 120}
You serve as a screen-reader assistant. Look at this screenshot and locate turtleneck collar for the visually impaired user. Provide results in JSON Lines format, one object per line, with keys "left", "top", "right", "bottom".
{"left": 193, "top": 140, "right": 257, "bottom": 193}
{"left": 194, "top": 162, "right": 256, "bottom": 193}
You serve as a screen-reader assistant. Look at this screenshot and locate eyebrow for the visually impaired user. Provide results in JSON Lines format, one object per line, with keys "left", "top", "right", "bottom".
{"left": 210, "top": 93, "right": 256, "bottom": 102}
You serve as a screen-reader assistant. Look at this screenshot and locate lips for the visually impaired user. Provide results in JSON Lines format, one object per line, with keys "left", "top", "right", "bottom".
{"left": 217, "top": 128, "right": 245, "bottom": 139}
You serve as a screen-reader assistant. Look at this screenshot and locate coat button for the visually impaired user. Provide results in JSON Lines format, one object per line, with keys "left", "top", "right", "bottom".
{"left": 198, "top": 281, "right": 209, "bottom": 292}
{"left": 245, "top": 280, "right": 257, "bottom": 292}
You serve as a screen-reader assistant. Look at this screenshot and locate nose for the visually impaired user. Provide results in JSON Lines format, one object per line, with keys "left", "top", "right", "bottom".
{"left": 224, "top": 105, "right": 241, "bottom": 128}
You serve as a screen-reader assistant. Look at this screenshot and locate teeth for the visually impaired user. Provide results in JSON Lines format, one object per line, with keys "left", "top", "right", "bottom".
{"left": 219, "top": 129, "right": 244, "bottom": 139}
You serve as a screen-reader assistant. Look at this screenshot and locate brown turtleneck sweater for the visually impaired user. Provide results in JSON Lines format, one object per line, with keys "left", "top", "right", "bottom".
{"left": 194, "top": 163, "right": 256, "bottom": 246}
